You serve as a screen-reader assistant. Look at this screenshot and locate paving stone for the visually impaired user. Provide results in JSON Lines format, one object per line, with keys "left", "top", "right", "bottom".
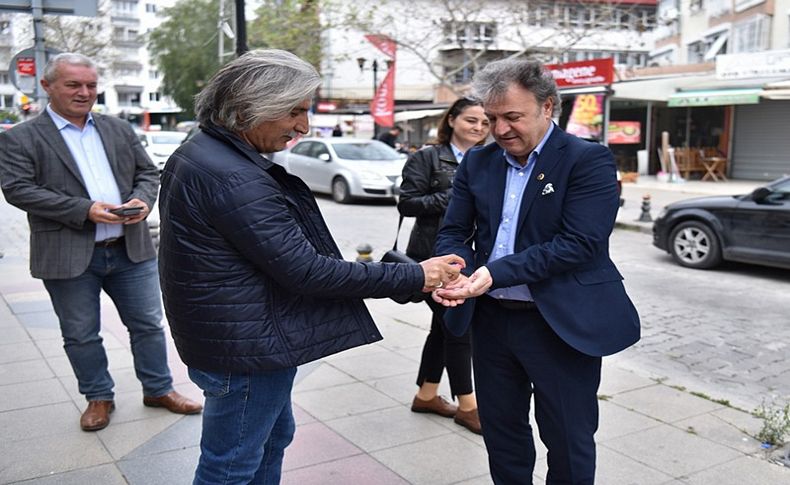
{"left": 283, "top": 421, "right": 363, "bottom": 471}
{"left": 7, "top": 463, "right": 128, "bottom": 485}
{"left": 98, "top": 413, "right": 182, "bottom": 460}
{"left": 0, "top": 431, "right": 112, "bottom": 483}
{"left": 597, "top": 400, "right": 663, "bottom": 442}
{"left": 683, "top": 454, "right": 790, "bottom": 484}
{"left": 605, "top": 424, "right": 742, "bottom": 478}
{"left": 282, "top": 453, "right": 409, "bottom": 485}
{"left": 371, "top": 433, "right": 489, "bottom": 485}
{"left": 599, "top": 362, "right": 657, "bottom": 396}
{"left": 612, "top": 384, "right": 725, "bottom": 423}
{"left": 365, "top": 369, "right": 452, "bottom": 406}
{"left": 292, "top": 361, "right": 356, "bottom": 393}
{"left": 0, "top": 339, "right": 40, "bottom": 364}
{"left": 0, "top": 378, "right": 71, "bottom": 412}
{"left": 674, "top": 412, "right": 763, "bottom": 455}
{"left": 118, "top": 446, "right": 199, "bottom": 485}
{"left": 0, "top": 324, "right": 32, "bottom": 344}
{"left": 293, "top": 381, "right": 400, "bottom": 421}
{"left": 3, "top": 290, "right": 53, "bottom": 314}
{"left": 596, "top": 444, "right": 675, "bottom": 484}
{"left": 0, "top": 401, "right": 80, "bottom": 441}
{"left": 327, "top": 347, "right": 418, "bottom": 382}
{"left": 325, "top": 405, "right": 453, "bottom": 452}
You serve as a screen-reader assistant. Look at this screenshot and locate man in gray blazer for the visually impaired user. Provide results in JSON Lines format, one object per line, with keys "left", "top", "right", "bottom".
{"left": 0, "top": 53, "right": 201, "bottom": 431}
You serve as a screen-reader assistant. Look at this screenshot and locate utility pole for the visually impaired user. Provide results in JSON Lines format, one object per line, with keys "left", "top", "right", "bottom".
{"left": 234, "top": 0, "right": 247, "bottom": 56}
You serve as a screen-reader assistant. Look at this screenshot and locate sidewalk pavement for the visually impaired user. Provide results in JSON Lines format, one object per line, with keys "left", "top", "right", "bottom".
{"left": 2, "top": 178, "right": 789, "bottom": 484}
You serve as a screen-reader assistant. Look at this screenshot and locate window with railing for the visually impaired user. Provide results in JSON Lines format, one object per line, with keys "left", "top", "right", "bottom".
{"left": 112, "top": 0, "right": 138, "bottom": 18}
{"left": 732, "top": 14, "right": 769, "bottom": 52}
{"left": 443, "top": 21, "right": 496, "bottom": 44}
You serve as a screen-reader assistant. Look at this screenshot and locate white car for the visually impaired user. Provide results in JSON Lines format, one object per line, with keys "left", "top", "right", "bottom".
{"left": 138, "top": 131, "right": 187, "bottom": 172}
{"left": 273, "top": 137, "right": 407, "bottom": 203}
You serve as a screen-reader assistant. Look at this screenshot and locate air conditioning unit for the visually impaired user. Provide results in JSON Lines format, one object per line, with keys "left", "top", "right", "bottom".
{"left": 661, "top": 7, "right": 679, "bottom": 22}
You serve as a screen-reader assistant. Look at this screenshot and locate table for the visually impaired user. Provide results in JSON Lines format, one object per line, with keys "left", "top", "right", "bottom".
{"left": 701, "top": 156, "right": 727, "bottom": 182}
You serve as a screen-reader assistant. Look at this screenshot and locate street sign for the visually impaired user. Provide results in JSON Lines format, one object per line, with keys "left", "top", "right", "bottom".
{"left": 8, "top": 47, "right": 61, "bottom": 95}
{"left": 0, "top": 0, "right": 97, "bottom": 16}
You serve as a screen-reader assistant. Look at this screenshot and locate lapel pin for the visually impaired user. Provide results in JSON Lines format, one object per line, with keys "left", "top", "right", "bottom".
{"left": 537, "top": 173, "right": 545, "bottom": 180}
{"left": 541, "top": 183, "right": 555, "bottom": 196}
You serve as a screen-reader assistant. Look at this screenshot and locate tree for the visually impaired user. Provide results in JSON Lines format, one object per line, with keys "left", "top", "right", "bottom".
{"left": 148, "top": 0, "right": 223, "bottom": 117}
{"left": 247, "top": 0, "right": 322, "bottom": 68}
{"left": 339, "top": 0, "right": 654, "bottom": 96}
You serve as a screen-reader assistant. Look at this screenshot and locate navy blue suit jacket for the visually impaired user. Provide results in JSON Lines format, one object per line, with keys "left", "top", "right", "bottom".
{"left": 435, "top": 126, "right": 640, "bottom": 357}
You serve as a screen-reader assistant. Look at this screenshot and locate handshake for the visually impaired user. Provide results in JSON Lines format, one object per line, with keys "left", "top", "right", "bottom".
{"left": 418, "top": 255, "right": 493, "bottom": 307}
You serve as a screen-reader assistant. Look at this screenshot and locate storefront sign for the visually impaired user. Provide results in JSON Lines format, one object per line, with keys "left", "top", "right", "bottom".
{"left": 667, "top": 89, "right": 761, "bottom": 107}
{"left": 546, "top": 58, "right": 614, "bottom": 88}
{"left": 607, "top": 121, "right": 641, "bottom": 144}
{"left": 316, "top": 102, "right": 337, "bottom": 112}
{"left": 566, "top": 94, "right": 603, "bottom": 140}
{"left": 716, "top": 49, "right": 790, "bottom": 80}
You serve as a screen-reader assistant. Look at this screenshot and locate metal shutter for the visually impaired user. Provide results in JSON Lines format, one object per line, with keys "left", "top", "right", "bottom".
{"left": 732, "top": 100, "right": 790, "bottom": 180}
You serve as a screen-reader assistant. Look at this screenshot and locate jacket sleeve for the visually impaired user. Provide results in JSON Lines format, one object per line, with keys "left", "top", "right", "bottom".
{"left": 121, "top": 121, "right": 159, "bottom": 209}
{"left": 397, "top": 147, "right": 450, "bottom": 216}
{"left": 208, "top": 173, "right": 426, "bottom": 299}
{"left": 434, "top": 157, "right": 476, "bottom": 273}
{"left": 0, "top": 129, "right": 94, "bottom": 229}
{"left": 487, "top": 143, "right": 619, "bottom": 287}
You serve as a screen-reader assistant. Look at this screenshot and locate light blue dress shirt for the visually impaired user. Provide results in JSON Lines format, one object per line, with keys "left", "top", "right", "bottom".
{"left": 487, "top": 123, "right": 555, "bottom": 302}
{"left": 48, "top": 106, "right": 123, "bottom": 241}
{"left": 449, "top": 143, "right": 465, "bottom": 163}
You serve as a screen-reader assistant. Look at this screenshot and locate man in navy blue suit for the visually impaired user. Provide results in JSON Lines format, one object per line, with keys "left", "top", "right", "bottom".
{"left": 433, "top": 59, "right": 640, "bottom": 484}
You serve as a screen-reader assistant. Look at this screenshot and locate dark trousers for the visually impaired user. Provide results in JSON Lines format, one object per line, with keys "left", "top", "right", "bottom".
{"left": 415, "top": 298, "right": 474, "bottom": 396}
{"left": 473, "top": 297, "right": 601, "bottom": 485}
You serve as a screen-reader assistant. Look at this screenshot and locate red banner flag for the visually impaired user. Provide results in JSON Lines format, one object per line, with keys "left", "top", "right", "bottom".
{"left": 371, "top": 67, "right": 395, "bottom": 127}
{"left": 364, "top": 34, "right": 396, "bottom": 60}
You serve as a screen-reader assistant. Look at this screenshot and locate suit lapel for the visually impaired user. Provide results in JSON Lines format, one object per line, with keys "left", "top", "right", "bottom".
{"left": 33, "top": 113, "right": 87, "bottom": 188}
{"left": 516, "top": 128, "right": 566, "bottom": 230}
{"left": 92, "top": 115, "right": 122, "bottom": 179}
{"left": 487, "top": 149, "right": 508, "bottom": 241}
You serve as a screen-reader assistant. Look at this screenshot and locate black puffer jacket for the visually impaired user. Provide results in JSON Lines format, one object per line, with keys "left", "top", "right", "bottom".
{"left": 397, "top": 144, "right": 458, "bottom": 261}
{"left": 158, "top": 124, "right": 424, "bottom": 372}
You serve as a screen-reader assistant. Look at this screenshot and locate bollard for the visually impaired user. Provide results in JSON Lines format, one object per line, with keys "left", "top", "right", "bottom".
{"left": 637, "top": 194, "right": 653, "bottom": 222}
{"left": 356, "top": 243, "right": 373, "bottom": 262}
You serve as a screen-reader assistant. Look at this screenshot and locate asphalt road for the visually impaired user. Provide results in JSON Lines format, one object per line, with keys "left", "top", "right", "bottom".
{"left": 316, "top": 197, "right": 790, "bottom": 412}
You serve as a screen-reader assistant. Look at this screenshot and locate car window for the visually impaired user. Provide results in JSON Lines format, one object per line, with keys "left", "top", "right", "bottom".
{"left": 331, "top": 141, "right": 401, "bottom": 161}
{"left": 311, "top": 143, "right": 330, "bottom": 158}
{"left": 291, "top": 141, "right": 313, "bottom": 156}
{"left": 768, "top": 179, "right": 790, "bottom": 202}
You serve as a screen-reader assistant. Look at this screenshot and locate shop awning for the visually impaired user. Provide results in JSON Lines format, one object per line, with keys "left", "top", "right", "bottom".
{"left": 667, "top": 88, "right": 761, "bottom": 107}
{"left": 394, "top": 109, "right": 445, "bottom": 122}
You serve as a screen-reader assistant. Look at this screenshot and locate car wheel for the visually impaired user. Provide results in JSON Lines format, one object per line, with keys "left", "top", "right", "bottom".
{"left": 331, "top": 177, "right": 351, "bottom": 204}
{"left": 668, "top": 221, "right": 722, "bottom": 269}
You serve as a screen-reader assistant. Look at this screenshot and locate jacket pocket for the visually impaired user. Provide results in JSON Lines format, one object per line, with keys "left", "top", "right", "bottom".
{"left": 188, "top": 368, "right": 231, "bottom": 397}
{"left": 573, "top": 267, "right": 623, "bottom": 285}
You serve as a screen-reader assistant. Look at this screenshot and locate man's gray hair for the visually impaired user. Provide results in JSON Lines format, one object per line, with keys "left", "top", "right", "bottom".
{"left": 195, "top": 49, "right": 321, "bottom": 133}
{"left": 43, "top": 53, "right": 96, "bottom": 83}
{"left": 471, "top": 59, "right": 561, "bottom": 118}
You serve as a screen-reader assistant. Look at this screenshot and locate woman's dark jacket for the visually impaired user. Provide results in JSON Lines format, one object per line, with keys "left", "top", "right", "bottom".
{"left": 397, "top": 144, "right": 458, "bottom": 262}
{"left": 158, "top": 124, "right": 424, "bottom": 372}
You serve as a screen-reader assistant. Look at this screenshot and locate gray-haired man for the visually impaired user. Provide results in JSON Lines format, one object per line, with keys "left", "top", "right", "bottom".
{"left": 158, "top": 49, "right": 463, "bottom": 484}
{"left": 0, "top": 53, "right": 202, "bottom": 432}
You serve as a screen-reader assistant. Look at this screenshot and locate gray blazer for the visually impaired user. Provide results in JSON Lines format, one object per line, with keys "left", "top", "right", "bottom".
{"left": 0, "top": 111, "right": 159, "bottom": 279}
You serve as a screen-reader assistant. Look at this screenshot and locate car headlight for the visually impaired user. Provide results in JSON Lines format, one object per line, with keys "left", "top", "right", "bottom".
{"left": 357, "top": 170, "right": 387, "bottom": 182}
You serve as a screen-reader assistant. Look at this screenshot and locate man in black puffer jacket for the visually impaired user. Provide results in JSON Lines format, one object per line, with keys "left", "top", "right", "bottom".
{"left": 158, "top": 49, "right": 463, "bottom": 485}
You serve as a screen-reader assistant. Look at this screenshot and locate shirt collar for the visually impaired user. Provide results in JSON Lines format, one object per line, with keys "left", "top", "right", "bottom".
{"left": 449, "top": 143, "right": 465, "bottom": 163}
{"left": 47, "top": 104, "right": 94, "bottom": 131}
{"left": 503, "top": 122, "right": 555, "bottom": 169}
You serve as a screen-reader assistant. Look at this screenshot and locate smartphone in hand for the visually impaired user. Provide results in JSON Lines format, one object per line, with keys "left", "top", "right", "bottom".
{"left": 109, "top": 206, "right": 143, "bottom": 216}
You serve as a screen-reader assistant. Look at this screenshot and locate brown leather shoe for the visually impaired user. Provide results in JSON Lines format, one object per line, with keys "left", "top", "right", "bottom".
{"left": 143, "top": 391, "right": 203, "bottom": 415}
{"left": 80, "top": 400, "right": 115, "bottom": 431}
{"left": 411, "top": 395, "right": 457, "bottom": 418}
{"left": 454, "top": 408, "right": 482, "bottom": 435}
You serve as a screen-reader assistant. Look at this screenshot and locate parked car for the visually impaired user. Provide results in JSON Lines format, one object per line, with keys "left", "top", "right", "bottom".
{"left": 138, "top": 131, "right": 187, "bottom": 172}
{"left": 652, "top": 176, "right": 790, "bottom": 270}
{"left": 273, "top": 137, "right": 406, "bottom": 203}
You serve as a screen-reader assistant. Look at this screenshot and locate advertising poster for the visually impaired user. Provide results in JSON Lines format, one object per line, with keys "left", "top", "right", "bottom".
{"left": 607, "top": 121, "right": 641, "bottom": 144}
{"left": 566, "top": 94, "right": 603, "bottom": 141}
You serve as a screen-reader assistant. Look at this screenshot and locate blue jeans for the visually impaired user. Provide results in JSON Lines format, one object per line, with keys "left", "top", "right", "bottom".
{"left": 189, "top": 367, "right": 297, "bottom": 485}
{"left": 43, "top": 246, "right": 173, "bottom": 401}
